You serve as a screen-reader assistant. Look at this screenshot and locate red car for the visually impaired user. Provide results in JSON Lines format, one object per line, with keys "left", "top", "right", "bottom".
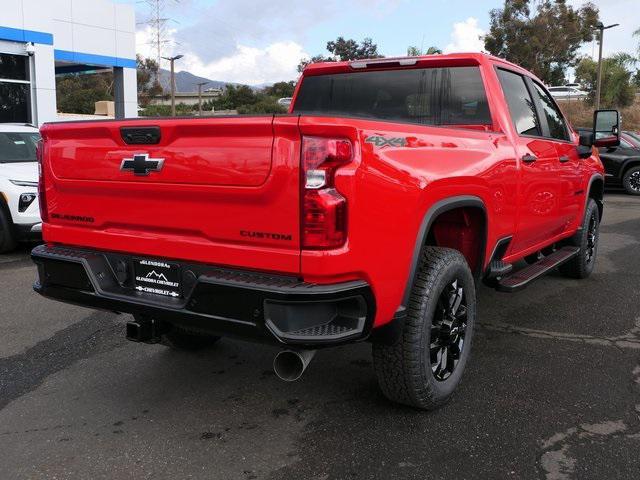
{"left": 32, "top": 53, "right": 615, "bottom": 409}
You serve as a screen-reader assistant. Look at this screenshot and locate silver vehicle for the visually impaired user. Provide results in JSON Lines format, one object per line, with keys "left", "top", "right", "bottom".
{"left": 277, "top": 97, "right": 292, "bottom": 108}
{"left": 548, "top": 86, "right": 588, "bottom": 100}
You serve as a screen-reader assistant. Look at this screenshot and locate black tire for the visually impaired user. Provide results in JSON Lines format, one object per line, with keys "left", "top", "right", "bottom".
{"left": 559, "top": 198, "right": 600, "bottom": 279}
{"left": 622, "top": 166, "right": 640, "bottom": 196}
{"left": 162, "top": 327, "right": 222, "bottom": 351}
{"left": 0, "top": 206, "right": 17, "bottom": 254}
{"left": 372, "top": 247, "right": 476, "bottom": 410}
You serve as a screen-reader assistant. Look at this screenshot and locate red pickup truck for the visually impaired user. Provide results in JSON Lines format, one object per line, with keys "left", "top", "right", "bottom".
{"left": 32, "top": 53, "right": 618, "bottom": 409}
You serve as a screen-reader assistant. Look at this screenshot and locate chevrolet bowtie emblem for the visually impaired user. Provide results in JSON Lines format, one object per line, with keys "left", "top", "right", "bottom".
{"left": 120, "top": 153, "right": 164, "bottom": 176}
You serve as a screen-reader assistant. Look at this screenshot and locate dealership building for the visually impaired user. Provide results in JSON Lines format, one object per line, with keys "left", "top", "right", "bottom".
{"left": 1, "top": 0, "right": 137, "bottom": 125}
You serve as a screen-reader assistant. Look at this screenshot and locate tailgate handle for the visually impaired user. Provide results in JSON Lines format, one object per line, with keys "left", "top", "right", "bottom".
{"left": 120, "top": 126, "right": 161, "bottom": 145}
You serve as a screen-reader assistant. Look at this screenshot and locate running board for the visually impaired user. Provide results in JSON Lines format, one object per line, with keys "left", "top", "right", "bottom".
{"left": 496, "top": 246, "right": 580, "bottom": 293}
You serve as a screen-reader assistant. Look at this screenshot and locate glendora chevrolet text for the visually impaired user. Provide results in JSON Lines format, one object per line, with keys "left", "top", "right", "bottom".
{"left": 32, "top": 53, "right": 618, "bottom": 409}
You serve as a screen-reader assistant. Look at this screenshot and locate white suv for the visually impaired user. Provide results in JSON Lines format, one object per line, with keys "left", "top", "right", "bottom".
{"left": 0, "top": 124, "right": 42, "bottom": 252}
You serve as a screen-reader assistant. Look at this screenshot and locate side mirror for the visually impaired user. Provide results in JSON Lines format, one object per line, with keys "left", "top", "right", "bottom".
{"left": 577, "top": 131, "right": 594, "bottom": 159}
{"left": 593, "top": 109, "right": 620, "bottom": 148}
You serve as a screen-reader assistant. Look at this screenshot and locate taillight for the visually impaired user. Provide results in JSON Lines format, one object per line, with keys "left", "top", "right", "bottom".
{"left": 36, "top": 139, "right": 48, "bottom": 223}
{"left": 301, "top": 136, "right": 352, "bottom": 249}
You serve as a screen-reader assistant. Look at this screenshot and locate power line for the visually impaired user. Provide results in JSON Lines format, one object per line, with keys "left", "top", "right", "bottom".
{"left": 139, "top": 0, "right": 180, "bottom": 66}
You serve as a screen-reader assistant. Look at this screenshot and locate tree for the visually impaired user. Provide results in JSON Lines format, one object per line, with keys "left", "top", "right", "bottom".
{"left": 264, "top": 81, "right": 296, "bottom": 98}
{"left": 137, "top": 55, "right": 163, "bottom": 107}
{"left": 575, "top": 53, "right": 635, "bottom": 108}
{"left": 484, "top": 0, "right": 599, "bottom": 85}
{"left": 407, "top": 46, "right": 442, "bottom": 56}
{"left": 297, "top": 55, "right": 330, "bottom": 73}
{"left": 198, "top": 84, "right": 286, "bottom": 114}
{"left": 237, "top": 98, "right": 285, "bottom": 114}
{"left": 56, "top": 72, "right": 113, "bottom": 114}
{"left": 298, "top": 37, "right": 383, "bottom": 72}
{"left": 327, "top": 37, "right": 382, "bottom": 61}
{"left": 210, "top": 84, "right": 259, "bottom": 110}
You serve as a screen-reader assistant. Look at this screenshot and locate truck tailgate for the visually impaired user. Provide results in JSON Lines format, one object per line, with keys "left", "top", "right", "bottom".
{"left": 40, "top": 116, "right": 302, "bottom": 274}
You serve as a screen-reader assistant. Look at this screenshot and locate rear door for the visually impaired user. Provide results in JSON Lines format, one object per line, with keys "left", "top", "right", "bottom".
{"left": 41, "top": 116, "right": 302, "bottom": 274}
{"left": 496, "top": 68, "right": 565, "bottom": 255}
{"left": 528, "top": 80, "right": 583, "bottom": 231}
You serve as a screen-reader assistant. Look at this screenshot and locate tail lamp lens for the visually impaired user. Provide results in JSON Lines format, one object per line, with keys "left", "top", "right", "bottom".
{"left": 36, "top": 139, "right": 48, "bottom": 223}
{"left": 301, "top": 136, "right": 352, "bottom": 249}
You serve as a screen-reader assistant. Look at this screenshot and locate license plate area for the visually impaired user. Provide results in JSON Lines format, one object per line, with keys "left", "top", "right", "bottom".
{"left": 134, "top": 259, "right": 182, "bottom": 298}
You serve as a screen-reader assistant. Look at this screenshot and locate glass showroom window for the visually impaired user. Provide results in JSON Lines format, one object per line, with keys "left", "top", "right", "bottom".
{"left": 0, "top": 53, "right": 32, "bottom": 123}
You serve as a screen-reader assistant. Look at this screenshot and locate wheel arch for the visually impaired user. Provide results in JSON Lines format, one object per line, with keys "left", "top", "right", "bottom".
{"left": 587, "top": 174, "right": 604, "bottom": 220}
{"left": 0, "top": 192, "right": 15, "bottom": 223}
{"left": 401, "top": 195, "right": 487, "bottom": 307}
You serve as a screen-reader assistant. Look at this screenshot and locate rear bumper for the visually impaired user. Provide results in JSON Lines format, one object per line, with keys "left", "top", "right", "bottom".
{"left": 31, "top": 244, "right": 376, "bottom": 347}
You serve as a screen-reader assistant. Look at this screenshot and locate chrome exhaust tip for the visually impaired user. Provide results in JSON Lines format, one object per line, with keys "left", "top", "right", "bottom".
{"left": 273, "top": 349, "right": 316, "bottom": 382}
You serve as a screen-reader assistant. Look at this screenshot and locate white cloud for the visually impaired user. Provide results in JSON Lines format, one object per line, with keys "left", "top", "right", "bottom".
{"left": 184, "top": 42, "right": 307, "bottom": 85}
{"left": 135, "top": 26, "right": 159, "bottom": 61}
{"left": 136, "top": 26, "right": 306, "bottom": 85}
{"left": 444, "top": 17, "right": 486, "bottom": 54}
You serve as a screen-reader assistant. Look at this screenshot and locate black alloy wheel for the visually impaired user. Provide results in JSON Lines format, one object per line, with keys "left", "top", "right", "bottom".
{"left": 559, "top": 198, "right": 599, "bottom": 279}
{"left": 430, "top": 279, "right": 468, "bottom": 381}
{"left": 625, "top": 168, "right": 640, "bottom": 195}
{"left": 585, "top": 211, "right": 598, "bottom": 265}
{"left": 372, "top": 247, "right": 476, "bottom": 410}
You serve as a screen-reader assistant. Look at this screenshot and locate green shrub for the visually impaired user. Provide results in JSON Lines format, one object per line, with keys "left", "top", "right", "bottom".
{"left": 139, "top": 103, "right": 195, "bottom": 117}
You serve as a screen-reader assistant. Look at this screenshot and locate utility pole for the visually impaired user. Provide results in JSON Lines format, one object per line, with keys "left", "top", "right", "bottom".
{"left": 162, "top": 55, "right": 183, "bottom": 116}
{"left": 140, "top": 0, "right": 179, "bottom": 66}
{"left": 594, "top": 22, "right": 619, "bottom": 110}
{"left": 197, "top": 82, "right": 209, "bottom": 115}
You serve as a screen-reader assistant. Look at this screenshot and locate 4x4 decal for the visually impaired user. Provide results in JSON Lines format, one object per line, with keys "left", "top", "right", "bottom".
{"left": 365, "top": 135, "right": 407, "bottom": 148}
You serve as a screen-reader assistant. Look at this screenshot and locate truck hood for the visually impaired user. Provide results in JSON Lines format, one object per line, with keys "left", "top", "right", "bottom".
{"left": 0, "top": 162, "right": 38, "bottom": 182}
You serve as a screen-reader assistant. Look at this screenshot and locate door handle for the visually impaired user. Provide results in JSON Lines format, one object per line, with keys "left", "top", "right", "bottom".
{"left": 559, "top": 155, "right": 570, "bottom": 163}
{"left": 521, "top": 154, "right": 537, "bottom": 164}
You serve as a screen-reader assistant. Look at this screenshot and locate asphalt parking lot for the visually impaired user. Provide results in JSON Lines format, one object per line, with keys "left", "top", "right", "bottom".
{"left": 0, "top": 193, "right": 638, "bottom": 480}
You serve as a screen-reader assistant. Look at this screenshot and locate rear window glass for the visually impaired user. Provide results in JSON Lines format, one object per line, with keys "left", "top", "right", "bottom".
{"left": 293, "top": 66, "right": 491, "bottom": 127}
{"left": 0, "top": 132, "right": 40, "bottom": 163}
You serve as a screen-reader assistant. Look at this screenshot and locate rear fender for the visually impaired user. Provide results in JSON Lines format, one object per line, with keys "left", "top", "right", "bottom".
{"left": 401, "top": 195, "right": 487, "bottom": 307}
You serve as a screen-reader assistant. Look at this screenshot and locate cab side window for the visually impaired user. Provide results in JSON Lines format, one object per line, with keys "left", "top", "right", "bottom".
{"left": 531, "top": 82, "right": 570, "bottom": 141}
{"left": 497, "top": 69, "right": 541, "bottom": 137}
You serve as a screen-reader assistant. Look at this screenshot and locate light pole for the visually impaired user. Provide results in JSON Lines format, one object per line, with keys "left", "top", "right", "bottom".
{"left": 161, "top": 54, "right": 183, "bottom": 116}
{"left": 594, "top": 22, "right": 619, "bottom": 110}
{"left": 197, "top": 81, "right": 209, "bottom": 115}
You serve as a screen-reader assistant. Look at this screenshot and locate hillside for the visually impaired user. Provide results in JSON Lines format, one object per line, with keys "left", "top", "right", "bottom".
{"left": 157, "top": 69, "right": 270, "bottom": 93}
{"left": 157, "top": 69, "right": 228, "bottom": 93}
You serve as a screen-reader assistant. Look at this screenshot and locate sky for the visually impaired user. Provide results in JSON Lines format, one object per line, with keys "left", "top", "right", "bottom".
{"left": 119, "top": 0, "right": 640, "bottom": 86}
